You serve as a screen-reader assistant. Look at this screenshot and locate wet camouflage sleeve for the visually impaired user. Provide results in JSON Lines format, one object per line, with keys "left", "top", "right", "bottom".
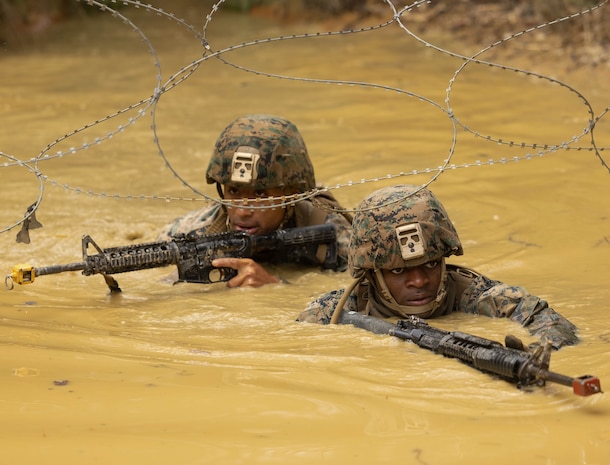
{"left": 296, "top": 288, "right": 357, "bottom": 323}
{"left": 157, "top": 204, "right": 223, "bottom": 241}
{"left": 297, "top": 274, "right": 580, "bottom": 349}
{"left": 459, "top": 274, "right": 579, "bottom": 349}
{"left": 325, "top": 212, "right": 351, "bottom": 272}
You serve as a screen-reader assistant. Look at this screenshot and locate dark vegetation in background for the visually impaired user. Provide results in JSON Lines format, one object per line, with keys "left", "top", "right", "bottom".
{"left": 0, "top": 0, "right": 608, "bottom": 66}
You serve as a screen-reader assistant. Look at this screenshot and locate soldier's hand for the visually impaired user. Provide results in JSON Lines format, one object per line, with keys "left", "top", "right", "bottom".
{"left": 212, "top": 257, "right": 281, "bottom": 288}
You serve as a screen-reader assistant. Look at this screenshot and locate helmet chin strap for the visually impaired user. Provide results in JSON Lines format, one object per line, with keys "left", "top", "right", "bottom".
{"left": 372, "top": 259, "right": 448, "bottom": 319}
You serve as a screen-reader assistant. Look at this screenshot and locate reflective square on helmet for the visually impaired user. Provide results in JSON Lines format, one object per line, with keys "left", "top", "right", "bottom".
{"left": 396, "top": 223, "right": 425, "bottom": 260}
{"left": 231, "top": 149, "right": 260, "bottom": 183}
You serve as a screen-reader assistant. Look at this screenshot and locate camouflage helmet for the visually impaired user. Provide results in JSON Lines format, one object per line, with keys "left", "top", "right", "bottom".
{"left": 205, "top": 114, "right": 316, "bottom": 192}
{"left": 349, "top": 185, "right": 463, "bottom": 277}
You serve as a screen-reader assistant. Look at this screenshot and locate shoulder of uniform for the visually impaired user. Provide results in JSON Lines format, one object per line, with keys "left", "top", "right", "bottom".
{"left": 446, "top": 263, "right": 481, "bottom": 280}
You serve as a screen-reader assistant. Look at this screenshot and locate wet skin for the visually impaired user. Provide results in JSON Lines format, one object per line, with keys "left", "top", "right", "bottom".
{"left": 380, "top": 260, "right": 442, "bottom": 307}
{"left": 212, "top": 184, "right": 290, "bottom": 287}
{"left": 223, "top": 185, "right": 288, "bottom": 236}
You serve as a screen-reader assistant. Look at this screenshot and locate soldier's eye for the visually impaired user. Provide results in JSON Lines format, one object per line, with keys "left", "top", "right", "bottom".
{"left": 390, "top": 268, "right": 405, "bottom": 275}
{"left": 254, "top": 190, "right": 268, "bottom": 198}
{"left": 425, "top": 260, "right": 439, "bottom": 269}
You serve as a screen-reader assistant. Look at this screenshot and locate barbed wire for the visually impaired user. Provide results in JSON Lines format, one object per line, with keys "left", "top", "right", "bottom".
{"left": 1, "top": 0, "right": 608, "bottom": 235}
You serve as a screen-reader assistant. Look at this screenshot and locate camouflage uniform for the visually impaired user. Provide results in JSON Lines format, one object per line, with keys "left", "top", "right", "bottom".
{"left": 297, "top": 185, "right": 578, "bottom": 349}
{"left": 158, "top": 114, "right": 352, "bottom": 271}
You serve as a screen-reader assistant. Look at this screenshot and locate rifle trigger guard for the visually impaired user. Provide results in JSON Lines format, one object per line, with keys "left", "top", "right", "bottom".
{"left": 203, "top": 266, "right": 238, "bottom": 283}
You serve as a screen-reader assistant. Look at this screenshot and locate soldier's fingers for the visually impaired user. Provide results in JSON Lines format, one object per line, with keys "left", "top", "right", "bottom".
{"left": 212, "top": 257, "right": 252, "bottom": 270}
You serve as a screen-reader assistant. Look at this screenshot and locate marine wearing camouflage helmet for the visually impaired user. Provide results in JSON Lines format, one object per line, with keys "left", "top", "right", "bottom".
{"left": 158, "top": 114, "right": 352, "bottom": 288}
{"left": 206, "top": 114, "right": 315, "bottom": 193}
{"left": 347, "top": 185, "right": 463, "bottom": 319}
{"left": 297, "top": 184, "right": 579, "bottom": 350}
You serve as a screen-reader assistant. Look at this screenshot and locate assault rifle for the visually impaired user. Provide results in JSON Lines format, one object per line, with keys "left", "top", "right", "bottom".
{"left": 6, "top": 223, "right": 338, "bottom": 292}
{"left": 339, "top": 311, "right": 602, "bottom": 397}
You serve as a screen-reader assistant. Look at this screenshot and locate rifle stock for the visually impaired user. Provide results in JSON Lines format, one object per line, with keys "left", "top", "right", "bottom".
{"left": 6, "top": 224, "right": 337, "bottom": 292}
{"left": 339, "top": 311, "right": 602, "bottom": 397}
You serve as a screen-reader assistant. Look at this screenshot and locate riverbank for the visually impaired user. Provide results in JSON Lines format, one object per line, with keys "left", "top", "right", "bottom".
{"left": 250, "top": 0, "right": 609, "bottom": 70}
{"left": 1, "top": 0, "right": 608, "bottom": 70}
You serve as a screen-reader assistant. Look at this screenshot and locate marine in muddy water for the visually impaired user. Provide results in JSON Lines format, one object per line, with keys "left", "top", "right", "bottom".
{"left": 297, "top": 184, "right": 579, "bottom": 349}
{"left": 158, "top": 114, "right": 353, "bottom": 288}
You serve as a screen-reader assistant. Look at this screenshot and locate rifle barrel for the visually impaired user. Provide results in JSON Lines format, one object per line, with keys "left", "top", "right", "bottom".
{"left": 35, "top": 262, "right": 86, "bottom": 276}
{"left": 522, "top": 366, "right": 602, "bottom": 396}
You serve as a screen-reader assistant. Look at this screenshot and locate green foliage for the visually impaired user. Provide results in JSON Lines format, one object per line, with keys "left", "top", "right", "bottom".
{"left": 221, "top": 0, "right": 266, "bottom": 12}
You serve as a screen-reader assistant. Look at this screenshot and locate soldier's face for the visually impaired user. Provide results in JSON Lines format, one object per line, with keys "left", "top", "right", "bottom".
{"left": 380, "top": 260, "right": 442, "bottom": 307}
{"left": 223, "top": 185, "right": 287, "bottom": 236}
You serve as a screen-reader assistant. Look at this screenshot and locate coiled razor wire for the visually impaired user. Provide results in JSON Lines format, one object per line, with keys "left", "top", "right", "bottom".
{"left": 1, "top": 0, "right": 608, "bottom": 236}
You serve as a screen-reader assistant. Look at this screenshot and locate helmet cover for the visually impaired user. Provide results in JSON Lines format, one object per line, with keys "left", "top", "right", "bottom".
{"left": 205, "top": 114, "right": 315, "bottom": 192}
{"left": 349, "top": 184, "right": 463, "bottom": 277}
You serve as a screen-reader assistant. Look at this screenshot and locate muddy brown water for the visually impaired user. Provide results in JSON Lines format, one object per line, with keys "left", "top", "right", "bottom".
{"left": 1, "top": 2, "right": 609, "bottom": 464}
